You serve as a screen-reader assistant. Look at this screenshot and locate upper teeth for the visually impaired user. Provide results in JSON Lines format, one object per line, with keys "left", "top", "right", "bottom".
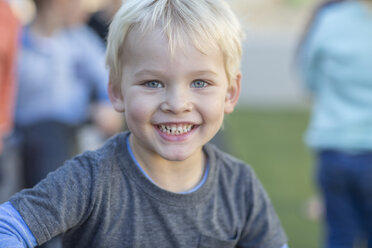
{"left": 159, "top": 124, "right": 193, "bottom": 135}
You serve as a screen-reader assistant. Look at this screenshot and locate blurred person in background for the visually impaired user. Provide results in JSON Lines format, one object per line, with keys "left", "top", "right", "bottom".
{"left": 14, "top": 0, "right": 122, "bottom": 247}
{"left": 297, "top": 0, "right": 372, "bottom": 247}
{"left": 16, "top": 0, "right": 121, "bottom": 189}
{"left": 88, "top": 0, "right": 122, "bottom": 45}
{"left": 0, "top": 0, "right": 19, "bottom": 188}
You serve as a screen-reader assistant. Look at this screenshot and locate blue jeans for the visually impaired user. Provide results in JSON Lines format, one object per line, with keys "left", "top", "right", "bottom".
{"left": 317, "top": 150, "right": 372, "bottom": 248}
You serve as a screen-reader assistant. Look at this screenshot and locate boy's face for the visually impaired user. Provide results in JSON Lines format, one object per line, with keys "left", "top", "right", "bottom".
{"left": 109, "top": 27, "right": 240, "bottom": 163}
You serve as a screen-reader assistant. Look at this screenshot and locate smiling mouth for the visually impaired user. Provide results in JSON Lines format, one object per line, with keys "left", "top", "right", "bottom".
{"left": 157, "top": 124, "right": 196, "bottom": 135}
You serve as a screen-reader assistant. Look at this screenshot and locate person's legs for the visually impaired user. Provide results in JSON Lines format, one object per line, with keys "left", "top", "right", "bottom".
{"left": 317, "top": 150, "right": 361, "bottom": 248}
{"left": 0, "top": 135, "right": 22, "bottom": 203}
{"left": 350, "top": 153, "right": 372, "bottom": 248}
{"left": 18, "top": 121, "right": 77, "bottom": 248}
{"left": 20, "top": 121, "right": 77, "bottom": 188}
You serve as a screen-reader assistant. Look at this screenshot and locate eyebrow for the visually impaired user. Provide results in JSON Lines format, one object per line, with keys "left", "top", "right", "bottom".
{"left": 134, "top": 69, "right": 218, "bottom": 78}
{"left": 134, "top": 69, "right": 165, "bottom": 78}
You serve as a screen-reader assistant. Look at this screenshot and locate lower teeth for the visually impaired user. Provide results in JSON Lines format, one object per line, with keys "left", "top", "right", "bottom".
{"left": 159, "top": 126, "right": 193, "bottom": 135}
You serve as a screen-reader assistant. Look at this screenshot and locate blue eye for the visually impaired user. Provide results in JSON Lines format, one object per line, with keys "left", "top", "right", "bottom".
{"left": 144, "top": 81, "right": 163, "bottom": 88}
{"left": 191, "top": 80, "right": 208, "bottom": 88}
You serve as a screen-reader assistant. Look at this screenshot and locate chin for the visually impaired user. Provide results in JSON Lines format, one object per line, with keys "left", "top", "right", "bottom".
{"left": 159, "top": 150, "right": 193, "bottom": 162}
{"left": 162, "top": 154, "right": 190, "bottom": 162}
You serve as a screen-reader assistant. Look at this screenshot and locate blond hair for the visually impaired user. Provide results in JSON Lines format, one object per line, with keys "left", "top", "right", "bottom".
{"left": 106, "top": 0, "right": 243, "bottom": 86}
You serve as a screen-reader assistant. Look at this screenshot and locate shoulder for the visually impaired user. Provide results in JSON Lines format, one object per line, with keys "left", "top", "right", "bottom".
{"left": 304, "top": 1, "right": 361, "bottom": 48}
{"left": 47, "top": 132, "right": 128, "bottom": 186}
{"left": 205, "top": 143, "right": 254, "bottom": 173}
{"left": 316, "top": 1, "right": 363, "bottom": 26}
{"left": 204, "top": 144, "right": 257, "bottom": 191}
{"left": 0, "top": 1, "right": 18, "bottom": 28}
{"left": 78, "top": 132, "right": 128, "bottom": 171}
{"left": 10, "top": 132, "right": 128, "bottom": 205}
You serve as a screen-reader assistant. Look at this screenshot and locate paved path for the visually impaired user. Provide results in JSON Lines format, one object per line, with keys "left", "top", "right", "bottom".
{"left": 239, "top": 30, "right": 308, "bottom": 107}
{"left": 230, "top": 0, "right": 315, "bottom": 107}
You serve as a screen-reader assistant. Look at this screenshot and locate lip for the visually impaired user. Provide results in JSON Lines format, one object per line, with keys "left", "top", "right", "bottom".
{"left": 154, "top": 123, "right": 199, "bottom": 142}
{"left": 154, "top": 122, "right": 197, "bottom": 125}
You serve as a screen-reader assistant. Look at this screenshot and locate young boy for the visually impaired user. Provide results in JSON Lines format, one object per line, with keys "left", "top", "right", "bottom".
{"left": 0, "top": 0, "right": 288, "bottom": 247}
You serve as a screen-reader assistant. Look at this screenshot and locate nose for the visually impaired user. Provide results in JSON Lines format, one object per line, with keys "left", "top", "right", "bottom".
{"left": 160, "top": 86, "right": 193, "bottom": 114}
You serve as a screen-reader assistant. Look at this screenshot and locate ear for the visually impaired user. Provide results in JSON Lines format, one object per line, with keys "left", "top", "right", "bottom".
{"left": 108, "top": 80, "right": 126, "bottom": 113}
{"left": 224, "top": 73, "right": 241, "bottom": 114}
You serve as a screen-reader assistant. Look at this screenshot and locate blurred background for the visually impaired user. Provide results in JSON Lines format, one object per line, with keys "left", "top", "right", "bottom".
{"left": 2, "top": 0, "right": 322, "bottom": 247}
{"left": 226, "top": 1, "right": 321, "bottom": 247}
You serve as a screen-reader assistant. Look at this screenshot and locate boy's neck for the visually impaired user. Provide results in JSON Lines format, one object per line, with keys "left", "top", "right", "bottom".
{"left": 129, "top": 138, "right": 206, "bottom": 193}
{"left": 146, "top": 160, "right": 206, "bottom": 193}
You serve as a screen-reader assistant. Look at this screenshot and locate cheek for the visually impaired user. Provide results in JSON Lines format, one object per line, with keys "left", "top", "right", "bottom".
{"left": 198, "top": 95, "right": 226, "bottom": 123}
{"left": 124, "top": 94, "right": 155, "bottom": 126}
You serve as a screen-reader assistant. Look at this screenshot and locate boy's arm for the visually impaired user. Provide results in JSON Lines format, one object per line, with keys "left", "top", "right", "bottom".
{"left": 0, "top": 202, "right": 37, "bottom": 248}
{"left": 9, "top": 156, "right": 95, "bottom": 245}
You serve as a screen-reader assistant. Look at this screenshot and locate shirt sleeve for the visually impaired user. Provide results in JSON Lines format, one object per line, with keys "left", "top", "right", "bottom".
{"left": 76, "top": 26, "right": 110, "bottom": 103}
{"left": 298, "top": 9, "right": 329, "bottom": 93}
{"left": 8, "top": 155, "right": 95, "bottom": 245}
{"left": 0, "top": 202, "right": 37, "bottom": 248}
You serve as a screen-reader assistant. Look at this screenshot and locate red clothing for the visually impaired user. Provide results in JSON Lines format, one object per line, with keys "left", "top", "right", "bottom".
{"left": 0, "top": 1, "right": 19, "bottom": 152}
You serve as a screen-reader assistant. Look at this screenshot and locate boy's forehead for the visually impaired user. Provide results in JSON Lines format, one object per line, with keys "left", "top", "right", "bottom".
{"left": 123, "top": 25, "right": 221, "bottom": 64}
{"left": 125, "top": 26, "right": 168, "bottom": 53}
{"left": 120, "top": 26, "right": 226, "bottom": 79}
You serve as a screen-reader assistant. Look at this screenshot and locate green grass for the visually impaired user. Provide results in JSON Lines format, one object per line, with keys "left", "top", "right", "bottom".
{"left": 224, "top": 107, "right": 321, "bottom": 248}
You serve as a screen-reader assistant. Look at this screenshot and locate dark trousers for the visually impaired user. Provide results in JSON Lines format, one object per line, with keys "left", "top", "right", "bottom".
{"left": 17, "top": 121, "right": 78, "bottom": 248}
{"left": 17, "top": 121, "right": 78, "bottom": 188}
{"left": 317, "top": 150, "right": 372, "bottom": 248}
{"left": 0, "top": 134, "right": 22, "bottom": 203}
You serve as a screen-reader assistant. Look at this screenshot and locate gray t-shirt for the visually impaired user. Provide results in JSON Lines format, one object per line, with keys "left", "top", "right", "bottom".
{"left": 10, "top": 132, "right": 287, "bottom": 248}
